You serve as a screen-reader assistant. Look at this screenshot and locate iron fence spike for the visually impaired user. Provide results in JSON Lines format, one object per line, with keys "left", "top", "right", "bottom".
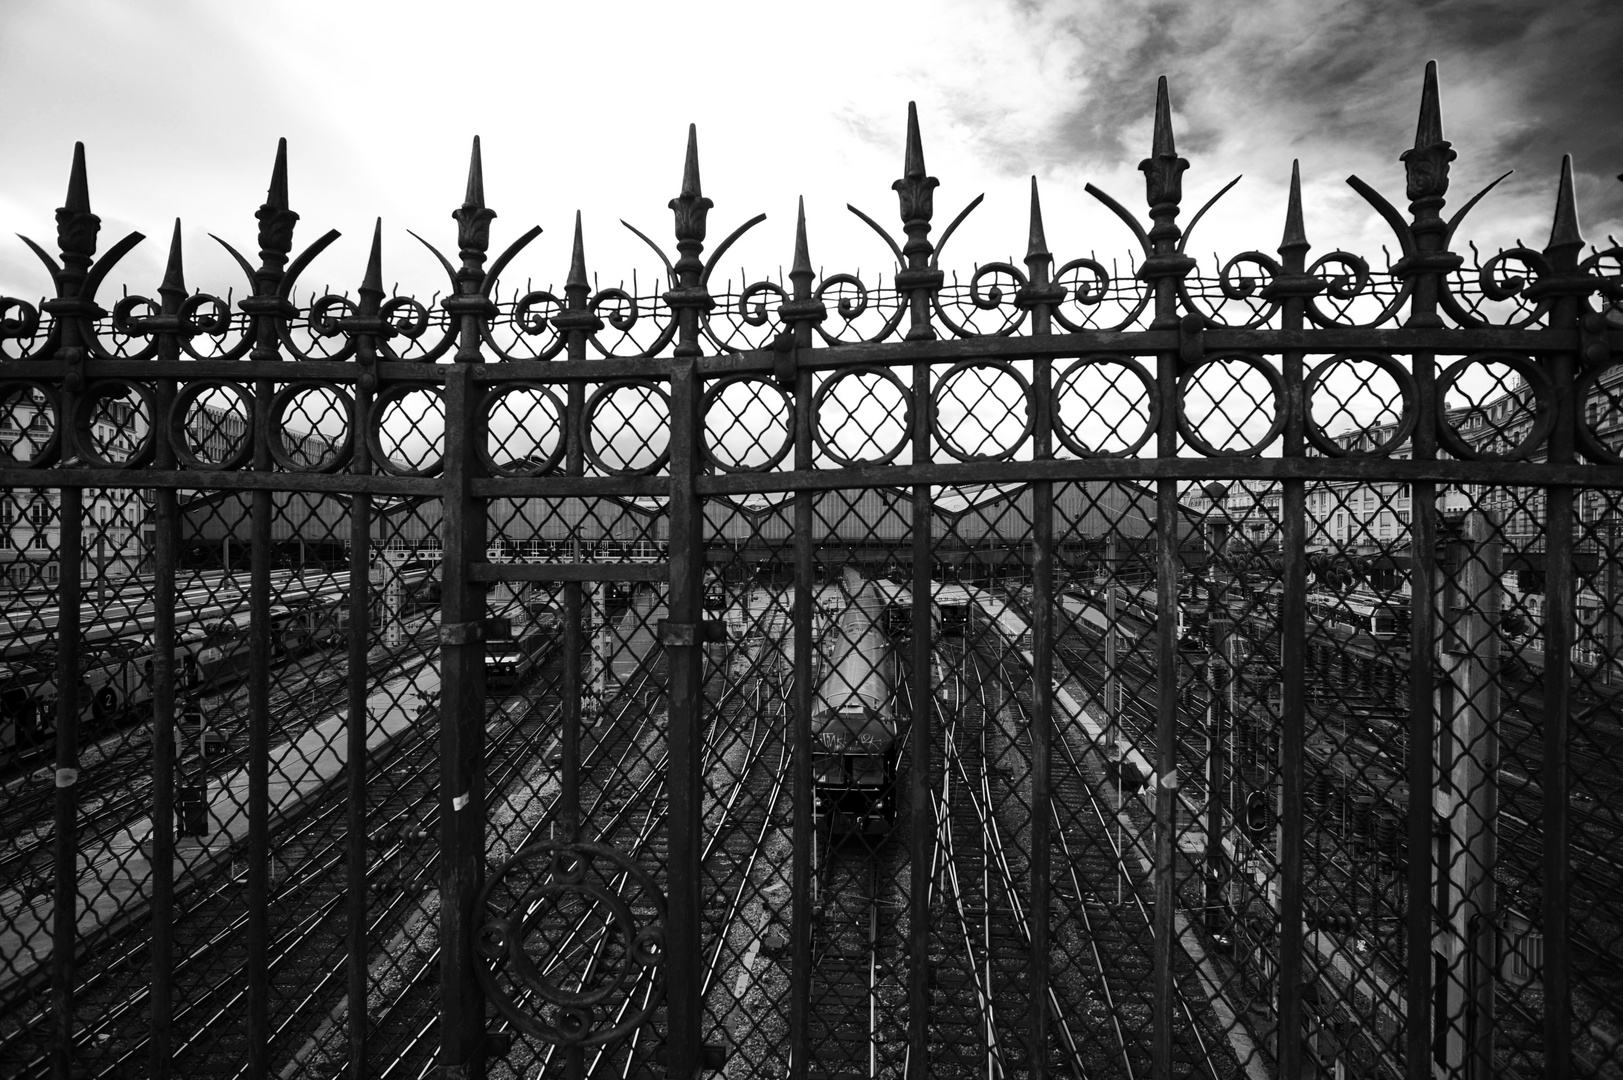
{"left": 159, "top": 220, "right": 187, "bottom": 301}
{"left": 1413, "top": 60, "right": 1444, "bottom": 153}
{"left": 1280, "top": 160, "right": 1310, "bottom": 258}
{"left": 64, "top": 142, "right": 91, "bottom": 214}
{"left": 360, "top": 219, "right": 385, "bottom": 301}
{"left": 567, "top": 211, "right": 589, "bottom": 292}
{"left": 1544, "top": 154, "right": 1585, "bottom": 268}
{"left": 464, "top": 135, "right": 485, "bottom": 209}
{"left": 903, "top": 101, "right": 926, "bottom": 180}
{"left": 1026, "top": 176, "right": 1050, "bottom": 264}
{"left": 266, "top": 138, "right": 290, "bottom": 212}
{"left": 680, "top": 123, "right": 702, "bottom": 199}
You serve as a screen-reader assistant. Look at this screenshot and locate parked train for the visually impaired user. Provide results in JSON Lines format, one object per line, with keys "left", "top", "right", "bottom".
{"left": 484, "top": 601, "right": 564, "bottom": 691}
{"left": 1304, "top": 590, "right": 1406, "bottom": 640}
{"left": 812, "top": 567, "right": 901, "bottom": 836}
{"left": 0, "top": 568, "right": 431, "bottom": 757}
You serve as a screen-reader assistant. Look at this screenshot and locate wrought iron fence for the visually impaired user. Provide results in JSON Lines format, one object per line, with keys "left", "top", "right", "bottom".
{"left": 1, "top": 61, "right": 1621, "bottom": 1080}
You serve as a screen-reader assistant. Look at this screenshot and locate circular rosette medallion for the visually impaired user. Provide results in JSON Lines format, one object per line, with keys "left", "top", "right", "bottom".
{"left": 474, "top": 841, "right": 666, "bottom": 1046}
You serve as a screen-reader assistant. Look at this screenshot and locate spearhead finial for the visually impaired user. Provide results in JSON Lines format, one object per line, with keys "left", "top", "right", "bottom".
{"left": 256, "top": 138, "right": 298, "bottom": 272}
{"left": 1544, "top": 154, "right": 1585, "bottom": 269}
{"left": 567, "top": 211, "right": 589, "bottom": 292}
{"left": 789, "top": 195, "right": 816, "bottom": 299}
{"left": 359, "top": 218, "right": 385, "bottom": 307}
{"left": 55, "top": 141, "right": 101, "bottom": 268}
{"left": 1279, "top": 160, "right": 1310, "bottom": 261}
{"left": 159, "top": 219, "right": 187, "bottom": 305}
{"left": 1025, "top": 176, "right": 1051, "bottom": 265}
{"left": 903, "top": 101, "right": 927, "bottom": 180}
{"left": 669, "top": 124, "right": 713, "bottom": 265}
{"left": 681, "top": 123, "right": 703, "bottom": 199}
{"left": 892, "top": 102, "right": 940, "bottom": 257}
{"left": 65, "top": 142, "right": 91, "bottom": 213}
{"left": 266, "top": 138, "right": 290, "bottom": 211}
{"left": 1413, "top": 60, "right": 1444, "bottom": 155}
{"left": 464, "top": 135, "right": 485, "bottom": 208}
{"left": 1139, "top": 76, "right": 1189, "bottom": 215}
{"left": 453, "top": 135, "right": 496, "bottom": 269}
{"left": 1401, "top": 61, "right": 1454, "bottom": 209}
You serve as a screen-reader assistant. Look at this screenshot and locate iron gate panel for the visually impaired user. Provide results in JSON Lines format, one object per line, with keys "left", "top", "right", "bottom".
{"left": 1, "top": 64, "right": 1621, "bottom": 1080}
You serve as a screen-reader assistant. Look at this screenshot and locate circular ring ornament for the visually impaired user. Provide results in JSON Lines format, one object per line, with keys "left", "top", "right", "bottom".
{"left": 1176, "top": 352, "right": 1286, "bottom": 458}
{"left": 582, "top": 379, "right": 671, "bottom": 477}
{"left": 930, "top": 360, "right": 1034, "bottom": 462}
{"left": 1051, "top": 355, "right": 1160, "bottom": 458}
{"left": 812, "top": 365, "right": 914, "bottom": 468}
{"left": 473, "top": 841, "right": 666, "bottom": 1047}
{"left": 366, "top": 383, "right": 445, "bottom": 478}
{"left": 169, "top": 380, "right": 254, "bottom": 471}
{"left": 700, "top": 374, "right": 794, "bottom": 473}
{"left": 0, "top": 381, "right": 63, "bottom": 468}
{"left": 477, "top": 382, "right": 568, "bottom": 477}
{"left": 266, "top": 381, "right": 355, "bottom": 473}
{"left": 1435, "top": 353, "right": 1554, "bottom": 462}
{"left": 72, "top": 380, "right": 157, "bottom": 469}
{"left": 1575, "top": 364, "right": 1623, "bottom": 466}
{"left": 1302, "top": 353, "right": 1418, "bottom": 458}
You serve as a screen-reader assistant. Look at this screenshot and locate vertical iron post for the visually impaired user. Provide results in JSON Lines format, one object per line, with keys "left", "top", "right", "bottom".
{"left": 1391, "top": 60, "right": 1457, "bottom": 1077}
{"left": 1019, "top": 176, "right": 1063, "bottom": 1074}
{"left": 553, "top": 208, "right": 603, "bottom": 851}
{"left": 1136, "top": 75, "right": 1194, "bottom": 1080}
{"left": 662, "top": 125, "right": 714, "bottom": 1079}
{"left": 437, "top": 136, "right": 499, "bottom": 1079}
{"left": 1265, "top": 159, "right": 1321, "bottom": 1076}
{"left": 148, "top": 220, "right": 187, "bottom": 1079}
{"left": 42, "top": 143, "right": 97, "bottom": 1080}
{"left": 344, "top": 220, "right": 388, "bottom": 1077}
{"left": 778, "top": 199, "right": 825, "bottom": 1080}
{"left": 1530, "top": 154, "right": 1587, "bottom": 1080}
{"left": 240, "top": 140, "right": 302, "bottom": 1080}
{"left": 892, "top": 102, "right": 943, "bottom": 1079}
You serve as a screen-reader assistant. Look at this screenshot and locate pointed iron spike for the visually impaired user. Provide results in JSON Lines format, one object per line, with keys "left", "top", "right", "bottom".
{"left": 680, "top": 124, "right": 702, "bottom": 198}
{"left": 1026, "top": 176, "right": 1050, "bottom": 261}
{"left": 65, "top": 142, "right": 91, "bottom": 212}
{"left": 1414, "top": 60, "right": 1444, "bottom": 150}
{"left": 161, "top": 219, "right": 187, "bottom": 294}
{"left": 1546, "top": 154, "right": 1585, "bottom": 260}
{"left": 267, "top": 138, "right": 290, "bottom": 210}
{"left": 568, "top": 211, "right": 589, "bottom": 289}
{"left": 791, "top": 197, "right": 813, "bottom": 278}
{"left": 1151, "top": 76, "right": 1177, "bottom": 158}
{"left": 465, "top": 135, "right": 485, "bottom": 207}
{"left": 1280, "top": 160, "right": 1309, "bottom": 252}
{"left": 361, "top": 219, "right": 385, "bottom": 294}
{"left": 903, "top": 102, "right": 926, "bottom": 179}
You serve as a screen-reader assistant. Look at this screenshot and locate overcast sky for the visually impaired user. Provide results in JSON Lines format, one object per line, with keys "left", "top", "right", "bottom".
{"left": 2, "top": 0, "right": 1620, "bottom": 314}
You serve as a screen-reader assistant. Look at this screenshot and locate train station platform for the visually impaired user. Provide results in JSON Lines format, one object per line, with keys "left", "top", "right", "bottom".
{"left": 0, "top": 658, "right": 441, "bottom": 1000}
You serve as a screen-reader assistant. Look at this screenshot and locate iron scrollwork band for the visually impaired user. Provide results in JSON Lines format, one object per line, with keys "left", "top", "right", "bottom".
{"left": 473, "top": 841, "right": 667, "bottom": 1047}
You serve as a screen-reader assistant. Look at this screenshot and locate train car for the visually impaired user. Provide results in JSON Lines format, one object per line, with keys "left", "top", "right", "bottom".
{"left": 1113, "top": 584, "right": 1206, "bottom": 649}
{"left": 938, "top": 598, "right": 975, "bottom": 635}
{"left": 1305, "top": 590, "right": 1405, "bottom": 639}
{"left": 812, "top": 567, "right": 900, "bottom": 836}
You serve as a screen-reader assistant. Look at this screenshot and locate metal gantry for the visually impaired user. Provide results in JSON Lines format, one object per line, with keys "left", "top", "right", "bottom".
{"left": 0, "top": 62, "right": 1621, "bottom": 1080}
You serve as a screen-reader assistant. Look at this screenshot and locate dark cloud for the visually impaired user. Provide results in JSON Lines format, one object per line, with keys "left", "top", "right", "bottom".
{"left": 952, "top": 0, "right": 1623, "bottom": 244}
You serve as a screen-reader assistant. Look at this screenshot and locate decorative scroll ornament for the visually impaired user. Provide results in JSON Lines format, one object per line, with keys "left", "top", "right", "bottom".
{"left": 474, "top": 841, "right": 666, "bottom": 1047}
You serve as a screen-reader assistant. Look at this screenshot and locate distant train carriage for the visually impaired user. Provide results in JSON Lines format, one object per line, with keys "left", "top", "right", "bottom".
{"left": 1305, "top": 590, "right": 1406, "bottom": 640}
{"left": 812, "top": 567, "right": 901, "bottom": 836}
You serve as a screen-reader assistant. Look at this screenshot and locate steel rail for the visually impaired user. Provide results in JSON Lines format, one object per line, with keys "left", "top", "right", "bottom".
{"left": 956, "top": 643, "right": 1094, "bottom": 1080}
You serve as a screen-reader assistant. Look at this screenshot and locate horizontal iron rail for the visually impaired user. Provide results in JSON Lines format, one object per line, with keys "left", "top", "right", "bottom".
{"left": 5, "top": 457, "right": 1621, "bottom": 499}
{"left": 2, "top": 324, "right": 1618, "bottom": 385}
